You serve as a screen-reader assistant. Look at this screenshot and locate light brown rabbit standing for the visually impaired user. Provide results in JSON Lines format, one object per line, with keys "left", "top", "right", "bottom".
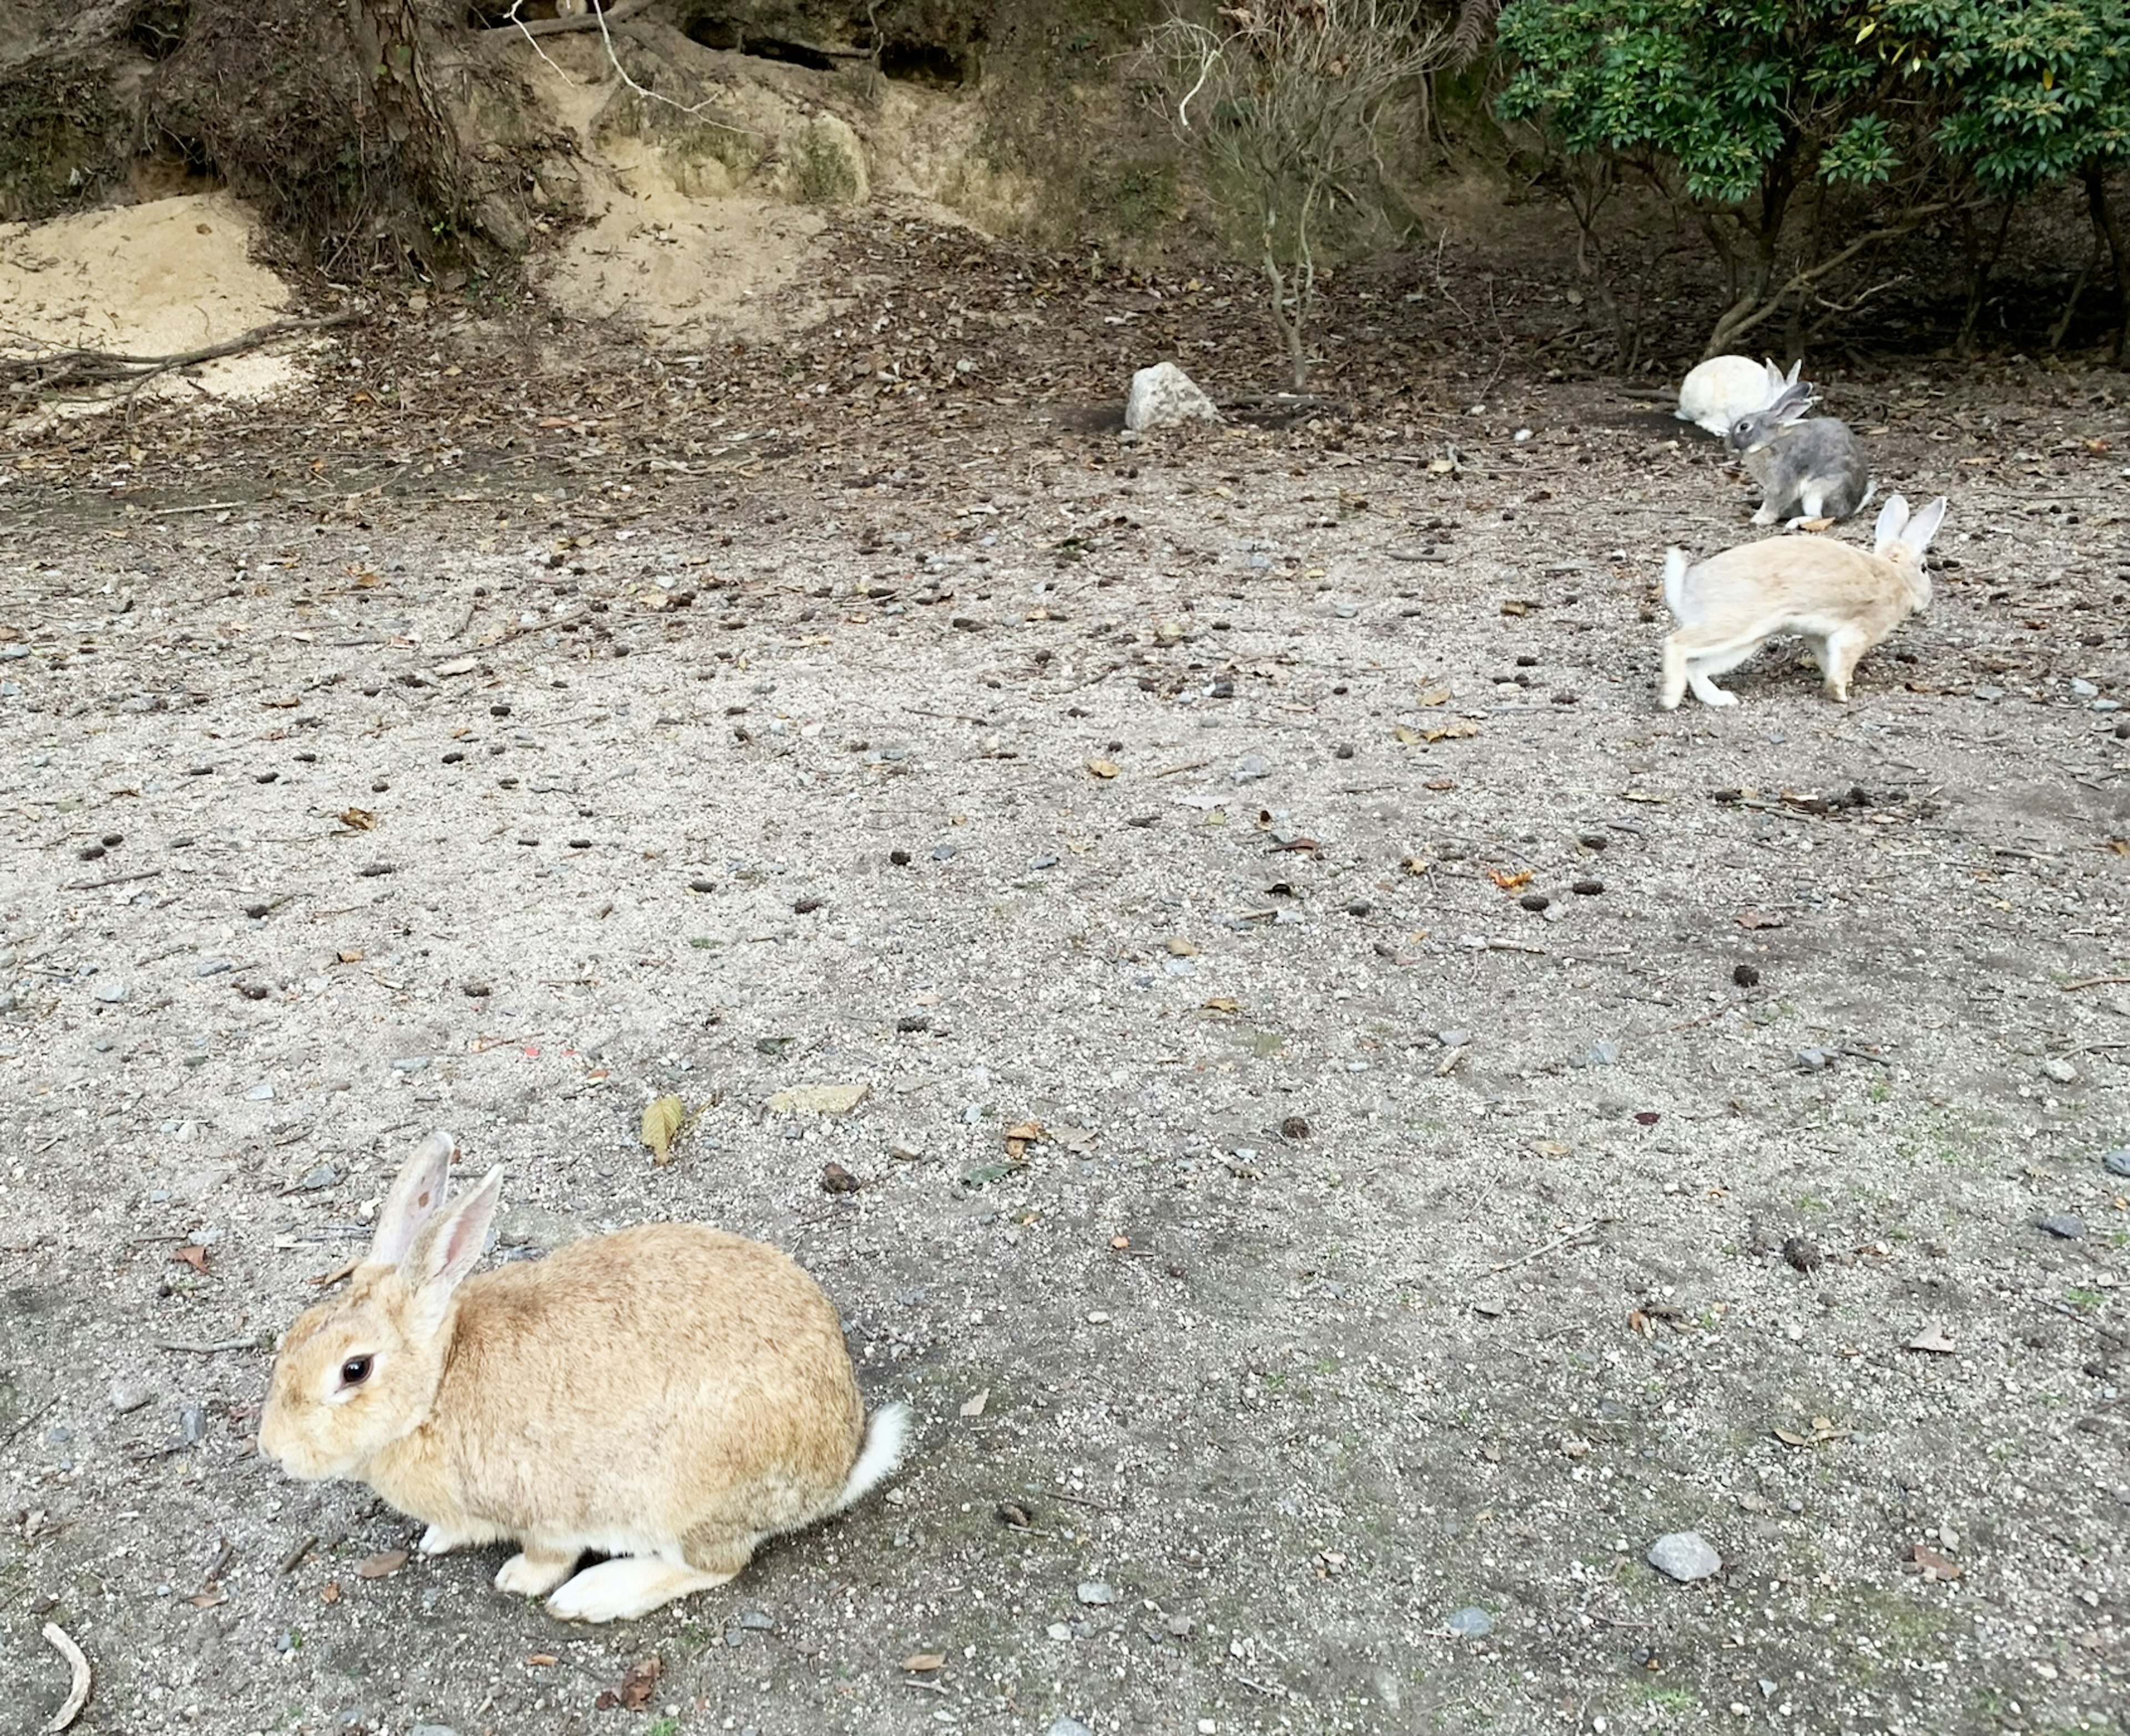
{"left": 259, "top": 1132, "right": 907, "bottom": 1622}
{"left": 1659, "top": 493, "right": 1946, "bottom": 710}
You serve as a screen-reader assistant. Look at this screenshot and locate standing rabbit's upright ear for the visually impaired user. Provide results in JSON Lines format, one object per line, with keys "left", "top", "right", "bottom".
{"left": 1871, "top": 494, "right": 1912, "bottom": 556}
{"left": 403, "top": 1165, "right": 504, "bottom": 1334}
{"left": 1899, "top": 496, "right": 1948, "bottom": 554}
{"left": 368, "top": 1131, "right": 457, "bottom": 1267}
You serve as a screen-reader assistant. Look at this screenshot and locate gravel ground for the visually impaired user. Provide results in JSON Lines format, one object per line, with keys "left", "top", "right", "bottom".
{"left": 2, "top": 263, "right": 2128, "bottom": 1736}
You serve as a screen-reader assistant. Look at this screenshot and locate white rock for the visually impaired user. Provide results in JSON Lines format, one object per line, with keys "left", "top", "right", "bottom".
{"left": 1125, "top": 362, "right": 1220, "bottom": 433}
{"left": 1647, "top": 1530, "right": 1722, "bottom": 1582}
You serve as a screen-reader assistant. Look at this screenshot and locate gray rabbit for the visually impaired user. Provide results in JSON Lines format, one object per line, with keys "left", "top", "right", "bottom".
{"left": 1725, "top": 382, "right": 1872, "bottom": 526}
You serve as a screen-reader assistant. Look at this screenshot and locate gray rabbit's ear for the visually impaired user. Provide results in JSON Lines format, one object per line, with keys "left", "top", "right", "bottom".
{"left": 1769, "top": 383, "right": 1813, "bottom": 423}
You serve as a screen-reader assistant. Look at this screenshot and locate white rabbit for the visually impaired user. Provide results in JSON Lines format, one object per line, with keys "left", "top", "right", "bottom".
{"left": 1677, "top": 356, "right": 1802, "bottom": 437}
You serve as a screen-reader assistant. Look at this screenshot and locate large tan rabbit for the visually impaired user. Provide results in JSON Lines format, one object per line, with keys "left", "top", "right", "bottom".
{"left": 258, "top": 1132, "right": 907, "bottom": 1622}
{"left": 1658, "top": 494, "right": 1945, "bottom": 710}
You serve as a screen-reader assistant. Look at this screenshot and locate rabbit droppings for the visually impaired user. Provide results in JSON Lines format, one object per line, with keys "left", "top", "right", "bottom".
{"left": 1659, "top": 493, "right": 1946, "bottom": 710}
{"left": 1676, "top": 356, "right": 1801, "bottom": 437}
{"left": 259, "top": 1131, "right": 909, "bottom": 1622}
{"left": 1725, "top": 380, "right": 1872, "bottom": 525}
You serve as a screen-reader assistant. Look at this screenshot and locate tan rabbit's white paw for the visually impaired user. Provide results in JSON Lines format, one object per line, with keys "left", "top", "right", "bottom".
{"left": 418, "top": 1525, "right": 476, "bottom": 1556}
{"left": 496, "top": 1549, "right": 579, "bottom": 1598}
{"left": 545, "top": 1556, "right": 736, "bottom": 1623}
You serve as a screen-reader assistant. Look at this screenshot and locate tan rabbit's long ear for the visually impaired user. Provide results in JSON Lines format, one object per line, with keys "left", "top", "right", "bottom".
{"left": 402, "top": 1165, "right": 504, "bottom": 1332}
{"left": 1901, "top": 496, "right": 1948, "bottom": 554}
{"left": 1872, "top": 494, "right": 1911, "bottom": 557}
{"left": 368, "top": 1130, "right": 457, "bottom": 1267}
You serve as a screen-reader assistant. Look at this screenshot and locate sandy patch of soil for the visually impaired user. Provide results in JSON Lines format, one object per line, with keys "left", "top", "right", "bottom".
{"left": 0, "top": 191, "right": 301, "bottom": 404}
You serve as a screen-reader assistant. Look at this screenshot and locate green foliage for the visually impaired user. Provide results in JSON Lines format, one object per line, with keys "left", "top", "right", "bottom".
{"left": 1498, "top": 0, "right": 2130, "bottom": 200}
{"left": 1888, "top": 0, "right": 2130, "bottom": 185}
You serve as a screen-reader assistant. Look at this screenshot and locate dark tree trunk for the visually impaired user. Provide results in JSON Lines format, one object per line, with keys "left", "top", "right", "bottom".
{"left": 2084, "top": 160, "right": 2130, "bottom": 365}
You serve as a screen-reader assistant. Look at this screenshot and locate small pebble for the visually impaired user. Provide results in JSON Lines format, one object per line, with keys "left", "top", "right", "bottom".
{"left": 1344, "top": 899, "right": 1373, "bottom": 916}
{"left": 1444, "top": 1606, "right": 1494, "bottom": 1638}
{"left": 2040, "top": 1057, "right": 2078, "bottom": 1084}
{"left": 392, "top": 1055, "right": 432, "bottom": 1073}
{"left": 1437, "top": 1029, "right": 1470, "bottom": 1048}
{"left": 2103, "top": 1149, "right": 2130, "bottom": 1178}
{"left": 1576, "top": 1039, "right": 1621, "bottom": 1068}
{"left": 1519, "top": 893, "right": 1550, "bottom": 912}
{"left": 245, "top": 1082, "right": 276, "bottom": 1102}
{"left": 1795, "top": 1048, "right": 1830, "bottom": 1073}
{"left": 295, "top": 1164, "right": 339, "bottom": 1191}
{"left": 1571, "top": 878, "right": 1604, "bottom": 896}
{"left": 1733, "top": 963, "right": 1761, "bottom": 988}
{"left": 1077, "top": 1581, "right": 1117, "bottom": 1606}
{"left": 1578, "top": 833, "right": 1608, "bottom": 851}
{"left": 2037, "top": 1214, "right": 2085, "bottom": 1240}
{"left": 1047, "top": 1719, "right": 1094, "bottom": 1736}
{"left": 1233, "top": 753, "right": 1271, "bottom": 784}
{"left": 1281, "top": 1114, "right": 1311, "bottom": 1140}
{"left": 1647, "top": 1531, "right": 1722, "bottom": 1582}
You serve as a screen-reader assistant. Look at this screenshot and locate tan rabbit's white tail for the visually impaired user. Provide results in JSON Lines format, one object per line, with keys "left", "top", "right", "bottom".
{"left": 1661, "top": 547, "right": 1691, "bottom": 619}
{"left": 832, "top": 1402, "right": 910, "bottom": 1512}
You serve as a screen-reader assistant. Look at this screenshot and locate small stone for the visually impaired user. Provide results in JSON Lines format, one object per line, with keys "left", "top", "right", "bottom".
{"left": 1077, "top": 1581, "right": 1117, "bottom": 1606}
{"left": 295, "top": 1164, "right": 339, "bottom": 1191}
{"left": 1579, "top": 833, "right": 1609, "bottom": 851}
{"left": 2070, "top": 677, "right": 2099, "bottom": 698}
{"left": 1571, "top": 878, "right": 1604, "bottom": 896}
{"left": 769, "top": 1082, "right": 869, "bottom": 1116}
{"left": 2103, "top": 1149, "right": 2130, "bottom": 1177}
{"left": 94, "top": 981, "right": 131, "bottom": 1004}
{"left": 1519, "top": 893, "right": 1550, "bottom": 912}
{"left": 1733, "top": 963, "right": 1761, "bottom": 987}
{"left": 1647, "top": 1531, "right": 1722, "bottom": 1582}
{"left": 1047, "top": 1718, "right": 1093, "bottom": 1736}
{"left": 1795, "top": 1048, "right": 1830, "bottom": 1073}
{"left": 1575, "top": 1039, "right": 1621, "bottom": 1068}
{"left": 794, "top": 894, "right": 826, "bottom": 913}
{"left": 1280, "top": 1114, "right": 1311, "bottom": 1140}
{"left": 1972, "top": 684, "right": 2004, "bottom": 702}
{"left": 2037, "top": 1213, "right": 2085, "bottom": 1240}
{"left": 1444, "top": 1606, "right": 1494, "bottom": 1638}
{"left": 2041, "top": 1057, "right": 2078, "bottom": 1084}
{"left": 930, "top": 843, "right": 958, "bottom": 861}
{"left": 495, "top": 1205, "right": 585, "bottom": 1252}
{"left": 1437, "top": 1029, "right": 1470, "bottom": 1048}
{"left": 411, "top": 1725, "right": 462, "bottom": 1736}
{"left": 194, "top": 960, "right": 234, "bottom": 978}
{"left": 245, "top": 1082, "right": 276, "bottom": 1102}
{"left": 110, "top": 1383, "right": 153, "bottom": 1414}
{"left": 889, "top": 849, "right": 912, "bottom": 866}
{"left": 1233, "top": 753, "right": 1271, "bottom": 784}
{"left": 1044, "top": 1623, "right": 1073, "bottom": 1643}
{"left": 737, "top": 1609, "right": 775, "bottom": 1631}
{"left": 819, "top": 1161, "right": 861, "bottom": 1194}
{"left": 1344, "top": 899, "right": 1373, "bottom": 916}
{"left": 179, "top": 1403, "right": 207, "bottom": 1445}
{"left": 1124, "top": 362, "right": 1220, "bottom": 433}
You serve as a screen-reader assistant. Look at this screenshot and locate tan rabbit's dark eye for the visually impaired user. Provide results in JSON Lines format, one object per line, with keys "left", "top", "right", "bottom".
{"left": 340, "top": 1355, "right": 373, "bottom": 1387}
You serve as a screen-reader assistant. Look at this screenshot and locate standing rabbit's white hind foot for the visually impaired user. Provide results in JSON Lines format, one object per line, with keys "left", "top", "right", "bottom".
{"left": 545, "top": 1554, "right": 739, "bottom": 1623}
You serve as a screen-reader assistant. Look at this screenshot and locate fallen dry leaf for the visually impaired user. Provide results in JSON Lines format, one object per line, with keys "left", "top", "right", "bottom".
{"left": 171, "top": 1245, "right": 211, "bottom": 1273}
{"left": 526, "top": 1653, "right": 559, "bottom": 1667}
{"left": 904, "top": 1652, "right": 946, "bottom": 1673}
{"left": 639, "top": 1094, "right": 686, "bottom": 1165}
{"left": 1416, "top": 687, "right": 1451, "bottom": 706}
{"left": 1909, "top": 1544, "right": 1962, "bottom": 1581}
{"left": 1905, "top": 1324, "right": 1957, "bottom": 1355}
{"left": 1201, "top": 996, "right": 1240, "bottom": 1013}
{"left": 321, "top": 1581, "right": 342, "bottom": 1604}
{"left": 1400, "top": 855, "right": 1433, "bottom": 876}
{"left": 185, "top": 1583, "right": 226, "bottom": 1610}
{"left": 1488, "top": 868, "right": 1534, "bottom": 892}
{"left": 1735, "top": 908, "right": 1788, "bottom": 930}
{"left": 1425, "top": 718, "right": 1480, "bottom": 742}
{"left": 357, "top": 1550, "right": 407, "bottom": 1579}
{"left": 335, "top": 948, "right": 365, "bottom": 964}
{"left": 596, "top": 1655, "right": 662, "bottom": 1712}
{"left": 338, "top": 807, "right": 377, "bottom": 831}
{"left": 958, "top": 1389, "right": 989, "bottom": 1419}
{"left": 819, "top": 1161, "right": 860, "bottom": 1194}
{"left": 1086, "top": 758, "right": 1122, "bottom": 779}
